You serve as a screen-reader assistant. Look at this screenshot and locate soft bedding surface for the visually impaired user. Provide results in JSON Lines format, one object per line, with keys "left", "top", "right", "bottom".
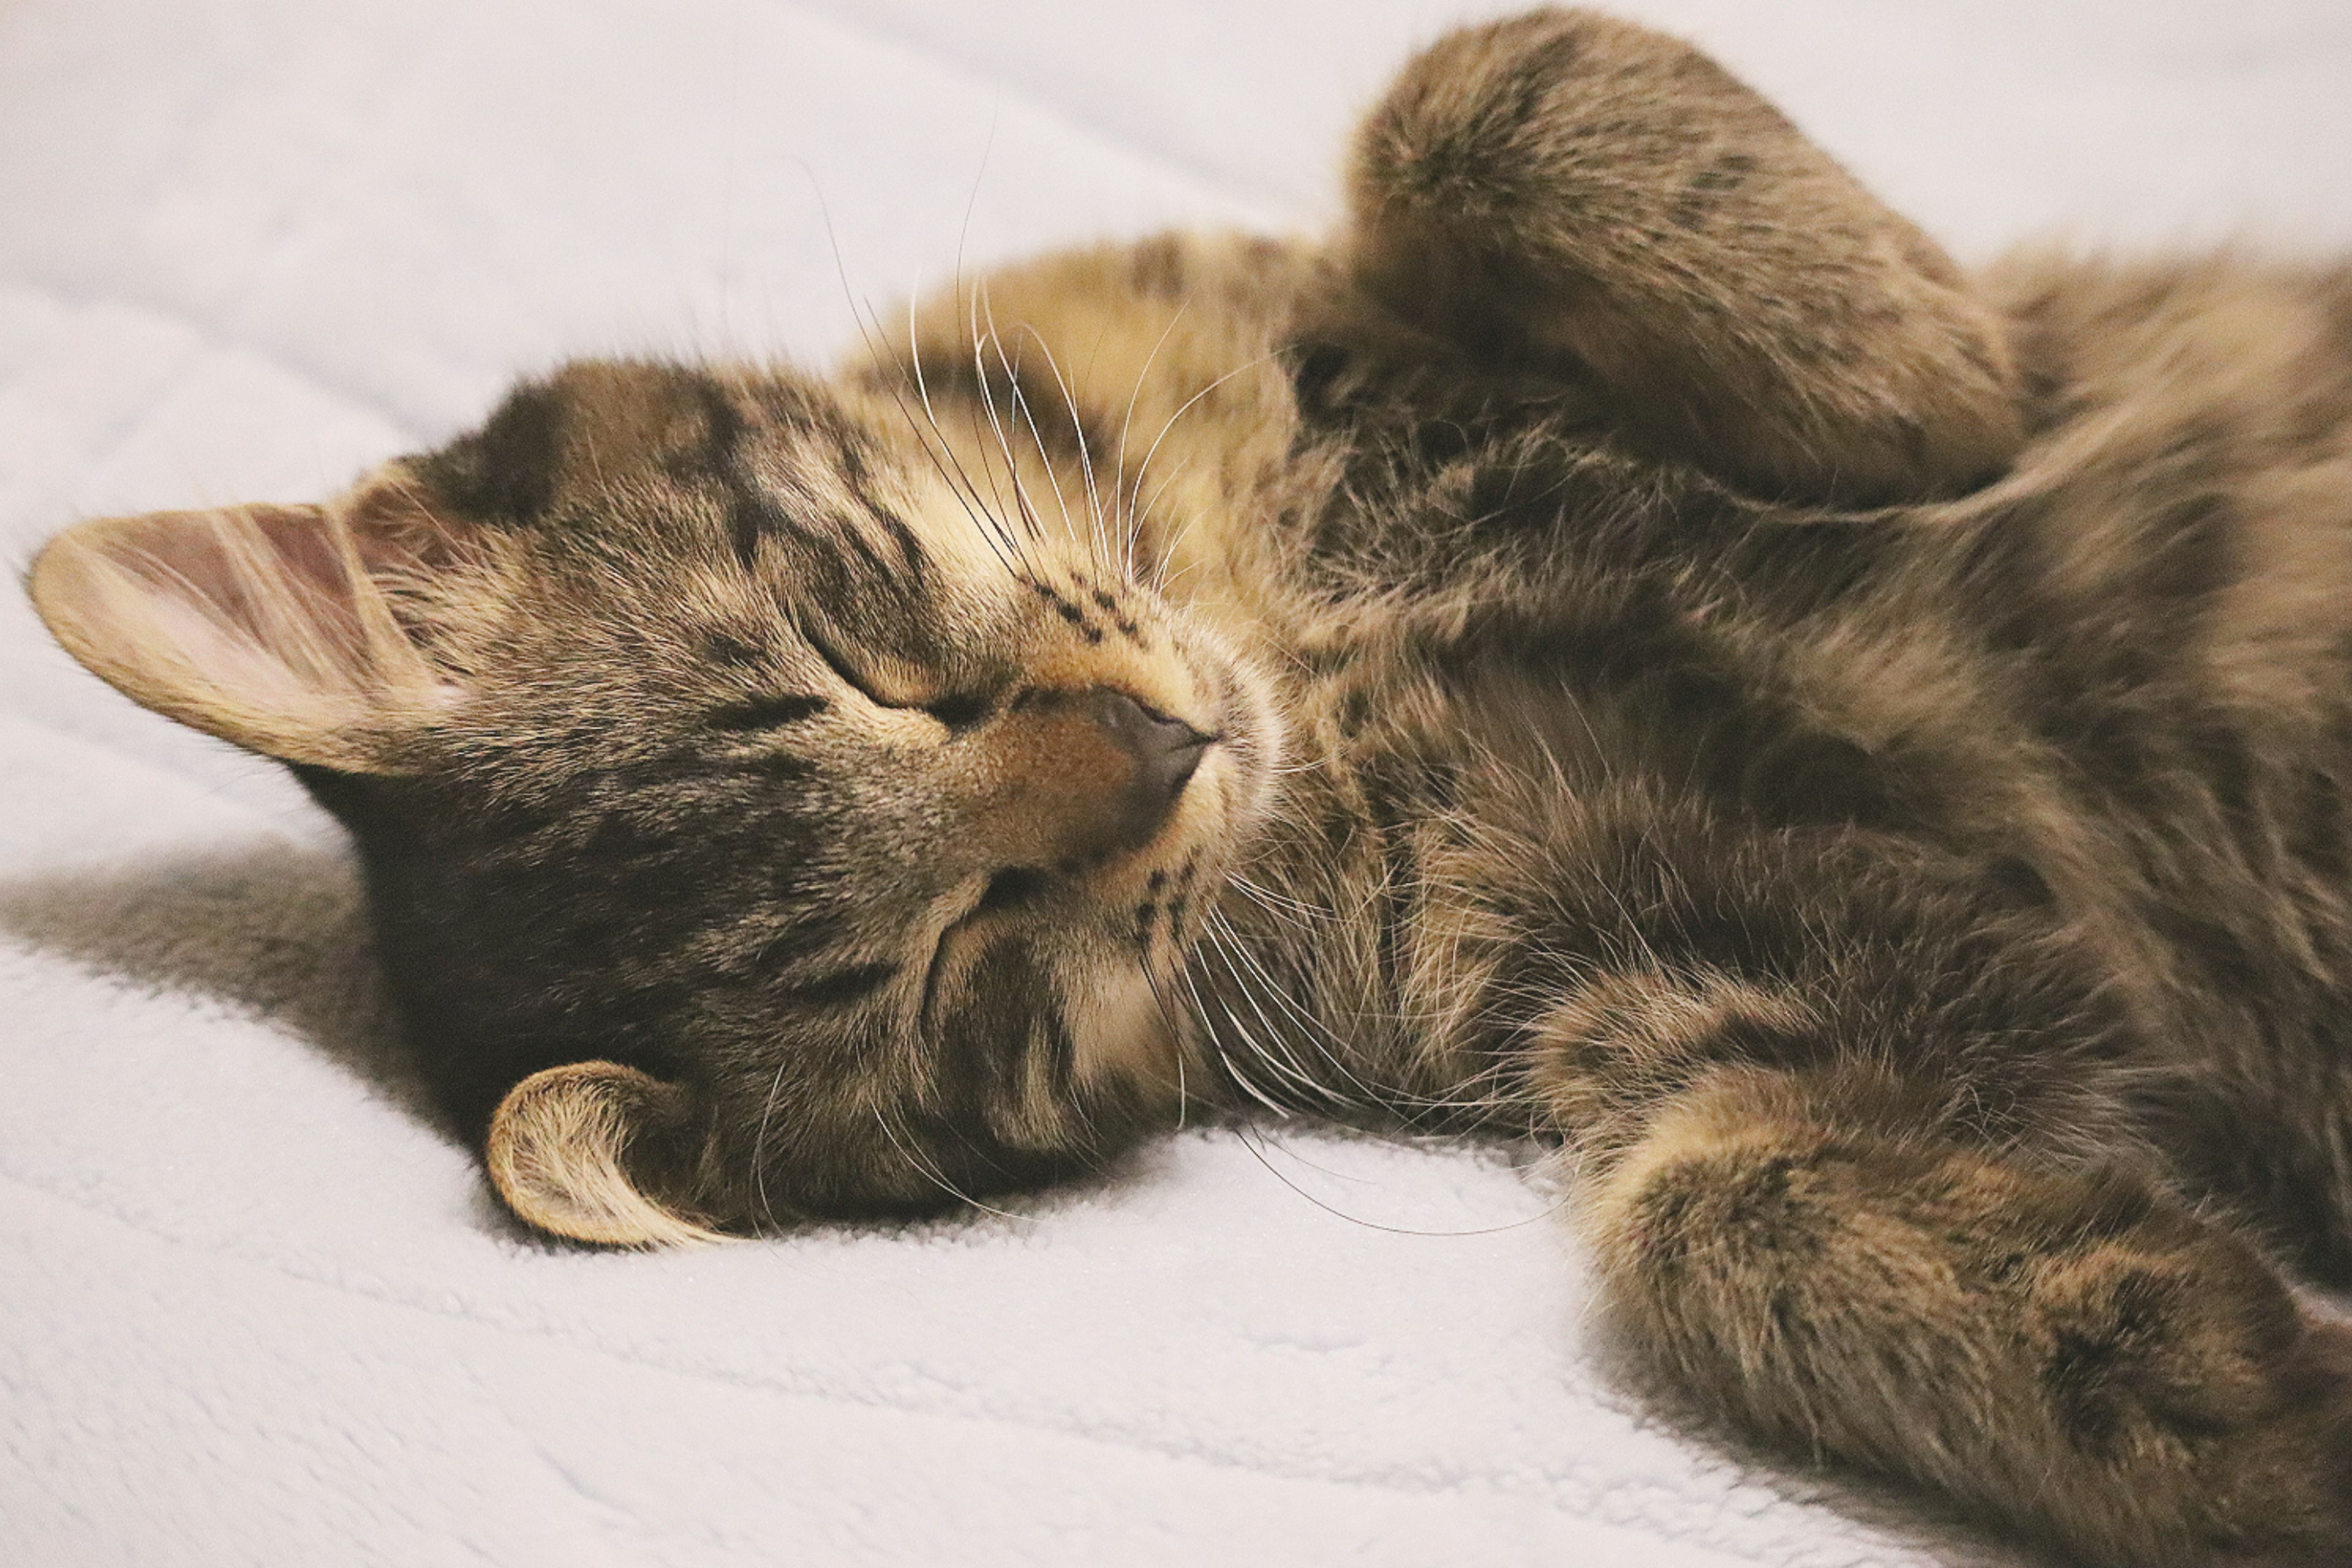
{"left": 4, "top": 4, "right": 2350, "bottom": 1564}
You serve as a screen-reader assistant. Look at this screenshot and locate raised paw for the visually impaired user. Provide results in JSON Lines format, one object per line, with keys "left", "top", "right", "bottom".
{"left": 1346, "top": 9, "right": 2024, "bottom": 503}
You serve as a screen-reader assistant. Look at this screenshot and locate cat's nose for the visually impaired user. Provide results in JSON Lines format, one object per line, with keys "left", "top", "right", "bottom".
{"left": 976, "top": 687, "right": 1213, "bottom": 867}
{"left": 1079, "top": 688, "right": 1212, "bottom": 850}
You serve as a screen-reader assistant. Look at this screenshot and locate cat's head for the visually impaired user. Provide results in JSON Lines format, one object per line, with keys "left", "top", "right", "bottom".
{"left": 28, "top": 359, "right": 1281, "bottom": 1243}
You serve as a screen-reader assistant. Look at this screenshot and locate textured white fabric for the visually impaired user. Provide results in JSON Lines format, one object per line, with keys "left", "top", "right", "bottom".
{"left": 3, "top": 4, "right": 2347, "bottom": 1564}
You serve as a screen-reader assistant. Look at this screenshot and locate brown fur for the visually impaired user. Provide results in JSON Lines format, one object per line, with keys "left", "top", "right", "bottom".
{"left": 1348, "top": 8, "right": 2024, "bottom": 503}
{"left": 28, "top": 10, "right": 2352, "bottom": 1562}
{"left": 489, "top": 1061, "right": 725, "bottom": 1246}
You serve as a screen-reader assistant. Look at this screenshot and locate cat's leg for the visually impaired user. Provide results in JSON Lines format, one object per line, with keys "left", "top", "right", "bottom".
{"left": 1544, "top": 1051, "right": 2352, "bottom": 1565}
{"left": 1346, "top": 10, "right": 2022, "bottom": 503}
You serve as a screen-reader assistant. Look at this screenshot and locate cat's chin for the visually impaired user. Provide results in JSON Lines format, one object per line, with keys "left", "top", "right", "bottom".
{"left": 1063, "top": 956, "right": 1190, "bottom": 1109}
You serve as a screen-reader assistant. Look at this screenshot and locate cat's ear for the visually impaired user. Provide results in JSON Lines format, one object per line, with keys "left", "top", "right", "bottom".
{"left": 487, "top": 1062, "right": 725, "bottom": 1248}
{"left": 26, "top": 467, "right": 491, "bottom": 773}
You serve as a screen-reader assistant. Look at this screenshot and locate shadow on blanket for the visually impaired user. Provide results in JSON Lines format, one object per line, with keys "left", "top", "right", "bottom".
{"left": 0, "top": 839, "right": 451, "bottom": 1135}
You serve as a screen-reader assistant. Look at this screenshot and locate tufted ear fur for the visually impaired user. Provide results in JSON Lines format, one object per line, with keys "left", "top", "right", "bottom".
{"left": 487, "top": 1062, "right": 725, "bottom": 1247}
{"left": 1348, "top": 10, "right": 2024, "bottom": 504}
{"left": 26, "top": 466, "right": 493, "bottom": 774}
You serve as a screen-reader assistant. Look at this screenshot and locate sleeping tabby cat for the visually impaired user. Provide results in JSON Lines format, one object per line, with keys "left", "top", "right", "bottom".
{"left": 29, "top": 9, "right": 2352, "bottom": 1562}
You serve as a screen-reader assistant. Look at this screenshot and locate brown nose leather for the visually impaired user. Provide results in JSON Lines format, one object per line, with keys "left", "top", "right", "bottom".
{"left": 976, "top": 688, "right": 1212, "bottom": 869}
{"left": 1080, "top": 688, "right": 1211, "bottom": 851}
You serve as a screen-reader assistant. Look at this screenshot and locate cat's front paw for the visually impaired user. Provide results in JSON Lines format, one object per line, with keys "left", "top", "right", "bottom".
{"left": 1346, "top": 9, "right": 2023, "bottom": 504}
{"left": 1585, "top": 1090, "right": 2352, "bottom": 1568}
{"left": 2017, "top": 1226, "right": 2352, "bottom": 1566}
{"left": 2192, "top": 1312, "right": 2352, "bottom": 1566}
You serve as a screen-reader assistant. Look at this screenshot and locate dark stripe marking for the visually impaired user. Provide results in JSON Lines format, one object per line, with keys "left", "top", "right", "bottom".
{"left": 780, "top": 960, "right": 901, "bottom": 1008}
{"left": 1039, "top": 1008, "right": 1077, "bottom": 1101}
{"left": 685, "top": 380, "right": 762, "bottom": 572}
{"left": 710, "top": 693, "right": 829, "bottom": 731}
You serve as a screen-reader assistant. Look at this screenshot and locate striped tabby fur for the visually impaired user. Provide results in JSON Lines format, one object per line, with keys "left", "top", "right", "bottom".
{"left": 29, "top": 10, "right": 2352, "bottom": 1562}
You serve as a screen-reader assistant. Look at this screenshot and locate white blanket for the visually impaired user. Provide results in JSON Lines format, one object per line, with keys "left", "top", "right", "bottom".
{"left": 4, "top": 4, "right": 2346, "bottom": 1563}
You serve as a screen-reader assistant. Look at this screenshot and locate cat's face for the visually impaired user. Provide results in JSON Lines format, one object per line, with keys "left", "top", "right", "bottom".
{"left": 29, "top": 359, "right": 1281, "bottom": 1242}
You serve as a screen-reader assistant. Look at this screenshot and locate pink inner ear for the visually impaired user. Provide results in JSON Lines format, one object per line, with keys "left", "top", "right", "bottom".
{"left": 32, "top": 491, "right": 467, "bottom": 771}
{"left": 109, "top": 505, "right": 375, "bottom": 674}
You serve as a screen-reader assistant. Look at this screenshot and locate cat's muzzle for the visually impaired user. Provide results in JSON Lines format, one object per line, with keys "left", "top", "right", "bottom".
{"left": 971, "top": 685, "right": 1215, "bottom": 872}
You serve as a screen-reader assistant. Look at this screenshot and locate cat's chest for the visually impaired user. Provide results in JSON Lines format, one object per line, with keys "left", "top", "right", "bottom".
{"left": 1274, "top": 576, "right": 1921, "bottom": 848}
{"left": 1204, "top": 615, "right": 1951, "bottom": 1109}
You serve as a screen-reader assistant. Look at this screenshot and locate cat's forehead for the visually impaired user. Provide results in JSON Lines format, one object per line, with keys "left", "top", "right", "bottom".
{"left": 390, "top": 358, "right": 1221, "bottom": 764}
{"left": 414, "top": 359, "right": 1040, "bottom": 620}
